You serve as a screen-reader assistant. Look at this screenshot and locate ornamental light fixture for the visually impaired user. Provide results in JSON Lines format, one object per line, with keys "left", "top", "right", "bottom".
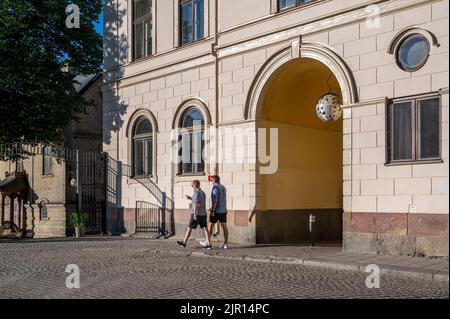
{"left": 315, "top": 73, "right": 343, "bottom": 122}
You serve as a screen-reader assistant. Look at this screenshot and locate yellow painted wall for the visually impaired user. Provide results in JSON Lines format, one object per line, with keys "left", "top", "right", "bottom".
{"left": 259, "top": 120, "right": 343, "bottom": 210}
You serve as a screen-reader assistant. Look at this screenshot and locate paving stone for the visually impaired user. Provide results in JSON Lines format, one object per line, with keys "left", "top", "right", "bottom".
{"left": 0, "top": 238, "right": 448, "bottom": 299}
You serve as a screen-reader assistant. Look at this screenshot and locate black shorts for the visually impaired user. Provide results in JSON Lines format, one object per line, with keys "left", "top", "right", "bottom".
{"left": 210, "top": 212, "right": 227, "bottom": 224}
{"left": 188, "top": 214, "right": 207, "bottom": 229}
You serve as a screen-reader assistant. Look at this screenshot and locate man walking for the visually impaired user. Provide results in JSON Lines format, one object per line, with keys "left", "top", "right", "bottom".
{"left": 201, "top": 175, "right": 229, "bottom": 249}
{"left": 177, "top": 180, "right": 212, "bottom": 249}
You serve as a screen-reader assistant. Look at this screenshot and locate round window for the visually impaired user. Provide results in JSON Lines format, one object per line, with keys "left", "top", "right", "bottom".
{"left": 397, "top": 34, "right": 430, "bottom": 72}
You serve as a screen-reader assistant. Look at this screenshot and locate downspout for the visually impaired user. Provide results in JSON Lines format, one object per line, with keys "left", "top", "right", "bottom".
{"left": 213, "top": 0, "right": 219, "bottom": 176}
{"left": 116, "top": 0, "right": 120, "bottom": 162}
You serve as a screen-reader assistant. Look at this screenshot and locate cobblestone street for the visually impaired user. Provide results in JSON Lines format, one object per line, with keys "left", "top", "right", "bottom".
{"left": 0, "top": 238, "right": 448, "bottom": 299}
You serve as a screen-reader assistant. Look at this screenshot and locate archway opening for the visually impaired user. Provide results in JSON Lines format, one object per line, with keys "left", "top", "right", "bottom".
{"left": 256, "top": 57, "right": 343, "bottom": 245}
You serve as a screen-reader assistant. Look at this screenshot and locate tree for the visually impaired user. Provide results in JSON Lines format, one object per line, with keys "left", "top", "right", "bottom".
{"left": 0, "top": 0, "right": 102, "bottom": 146}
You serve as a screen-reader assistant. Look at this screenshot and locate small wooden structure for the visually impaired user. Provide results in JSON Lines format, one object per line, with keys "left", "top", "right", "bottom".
{"left": 0, "top": 171, "right": 28, "bottom": 236}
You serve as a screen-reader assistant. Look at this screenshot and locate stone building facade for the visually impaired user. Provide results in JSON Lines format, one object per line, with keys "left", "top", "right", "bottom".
{"left": 0, "top": 75, "right": 103, "bottom": 238}
{"left": 103, "top": 0, "right": 449, "bottom": 256}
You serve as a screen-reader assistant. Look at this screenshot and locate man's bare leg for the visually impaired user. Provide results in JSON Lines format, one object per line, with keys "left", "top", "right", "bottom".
{"left": 203, "top": 228, "right": 211, "bottom": 246}
{"left": 221, "top": 223, "right": 229, "bottom": 245}
{"left": 182, "top": 228, "right": 193, "bottom": 244}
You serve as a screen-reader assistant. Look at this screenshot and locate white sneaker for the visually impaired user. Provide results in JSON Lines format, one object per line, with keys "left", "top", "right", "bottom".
{"left": 199, "top": 240, "right": 208, "bottom": 247}
{"left": 220, "top": 243, "right": 229, "bottom": 250}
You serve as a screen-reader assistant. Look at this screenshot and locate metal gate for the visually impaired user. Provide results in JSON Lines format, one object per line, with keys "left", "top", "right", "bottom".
{"left": 78, "top": 152, "right": 107, "bottom": 234}
{"left": 135, "top": 201, "right": 164, "bottom": 238}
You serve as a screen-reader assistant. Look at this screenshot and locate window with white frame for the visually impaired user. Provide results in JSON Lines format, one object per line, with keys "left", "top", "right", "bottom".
{"left": 180, "top": 0, "right": 204, "bottom": 46}
{"left": 387, "top": 93, "right": 441, "bottom": 164}
{"left": 178, "top": 107, "right": 205, "bottom": 175}
{"left": 133, "top": 0, "right": 153, "bottom": 60}
{"left": 133, "top": 117, "right": 153, "bottom": 177}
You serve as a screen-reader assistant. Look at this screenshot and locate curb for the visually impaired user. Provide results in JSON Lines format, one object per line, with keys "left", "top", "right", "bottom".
{"left": 148, "top": 249, "right": 449, "bottom": 283}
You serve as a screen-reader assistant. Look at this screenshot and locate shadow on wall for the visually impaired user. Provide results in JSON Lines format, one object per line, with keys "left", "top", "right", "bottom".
{"left": 103, "top": 0, "right": 127, "bottom": 146}
{"left": 101, "top": 1, "right": 176, "bottom": 238}
{"left": 102, "top": 1, "right": 126, "bottom": 234}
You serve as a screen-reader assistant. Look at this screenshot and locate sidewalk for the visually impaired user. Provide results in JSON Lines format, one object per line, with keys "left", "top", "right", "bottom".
{"left": 150, "top": 239, "right": 449, "bottom": 283}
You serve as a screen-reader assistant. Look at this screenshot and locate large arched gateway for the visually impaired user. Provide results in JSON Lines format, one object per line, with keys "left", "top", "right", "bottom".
{"left": 247, "top": 41, "right": 358, "bottom": 245}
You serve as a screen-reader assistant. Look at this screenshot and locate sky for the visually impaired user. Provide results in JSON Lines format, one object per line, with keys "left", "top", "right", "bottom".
{"left": 95, "top": 11, "right": 103, "bottom": 36}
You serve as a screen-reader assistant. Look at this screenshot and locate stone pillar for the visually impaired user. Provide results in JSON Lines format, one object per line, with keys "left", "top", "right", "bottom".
{"left": 17, "top": 197, "right": 22, "bottom": 234}
{"left": 20, "top": 198, "right": 27, "bottom": 237}
{"left": 9, "top": 195, "right": 14, "bottom": 226}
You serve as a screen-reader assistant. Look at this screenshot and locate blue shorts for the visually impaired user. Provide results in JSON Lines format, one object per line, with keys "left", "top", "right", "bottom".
{"left": 188, "top": 214, "right": 207, "bottom": 229}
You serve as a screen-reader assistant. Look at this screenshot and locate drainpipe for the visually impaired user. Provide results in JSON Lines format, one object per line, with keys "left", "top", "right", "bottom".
{"left": 213, "top": 0, "right": 219, "bottom": 176}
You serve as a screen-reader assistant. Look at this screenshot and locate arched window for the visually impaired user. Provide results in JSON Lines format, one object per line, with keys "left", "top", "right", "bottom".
{"left": 179, "top": 107, "right": 205, "bottom": 175}
{"left": 133, "top": 117, "right": 153, "bottom": 177}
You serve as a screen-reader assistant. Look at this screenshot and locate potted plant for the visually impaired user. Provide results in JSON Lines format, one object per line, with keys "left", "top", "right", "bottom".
{"left": 69, "top": 212, "right": 89, "bottom": 238}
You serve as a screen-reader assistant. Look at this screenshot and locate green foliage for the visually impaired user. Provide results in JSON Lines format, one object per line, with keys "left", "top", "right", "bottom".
{"left": 0, "top": 0, "right": 102, "bottom": 147}
{"left": 69, "top": 211, "right": 89, "bottom": 228}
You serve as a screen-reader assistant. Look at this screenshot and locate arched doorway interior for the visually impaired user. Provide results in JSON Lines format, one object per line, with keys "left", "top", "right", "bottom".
{"left": 252, "top": 43, "right": 355, "bottom": 245}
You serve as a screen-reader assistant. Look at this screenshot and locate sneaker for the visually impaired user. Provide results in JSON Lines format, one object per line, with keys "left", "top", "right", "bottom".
{"left": 220, "top": 243, "right": 229, "bottom": 250}
{"left": 177, "top": 240, "right": 186, "bottom": 248}
{"left": 204, "top": 245, "right": 212, "bottom": 250}
{"left": 199, "top": 240, "right": 208, "bottom": 247}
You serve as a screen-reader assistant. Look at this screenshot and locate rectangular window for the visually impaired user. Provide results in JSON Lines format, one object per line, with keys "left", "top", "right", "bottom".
{"left": 180, "top": 0, "right": 204, "bottom": 46}
{"left": 179, "top": 131, "right": 205, "bottom": 175}
{"left": 387, "top": 93, "right": 441, "bottom": 164}
{"left": 43, "top": 146, "right": 53, "bottom": 175}
{"left": 133, "top": 138, "right": 153, "bottom": 177}
{"left": 40, "top": 205, "right": 48, "bottom": 221}
{"left": 133, "top": 0, "right": 153, "bottom": 60}
{"left": 278, "top": 0, "right": 317, "bottom": 11}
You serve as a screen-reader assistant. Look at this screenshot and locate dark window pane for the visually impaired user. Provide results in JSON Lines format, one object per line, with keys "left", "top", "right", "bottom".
{"left": 418, "top": 98, "right": 440, "bottom": 159}
{"left": 134, "top": 118, "right": 152, "bottom": 135}
{"left": 392, "top": 102, "right": 413, "bottom": 161}
{"left": 182, "top": 108, "right": 204, "bottom": 128}
{"left": 398, "top": 34, "right": 430, "bottom": 71}
{"left": 194, "top": 0, "right": 204, "bottom": 41}
{"left": 181, "top": 2, "right": 193, "bottom": 45}
{"left": 145, "top": 20, "right": 152, "bottom": 56}
{"left": 134, "top": 23, "right": 144, "bottom": 59}
{"left": 144, "top": 138, "right": 153, "bottom": 176}
{"left": 134, "top": 140, "right": 144, "bottom": 176}
{"left": 135, "top": 0, "right": 151, "bottom": 19}
{"left": 279, "top": 0, "right": 296, "bottom": 10}
{"left": 40, "top": 205, "right": 48, "bottom": 220}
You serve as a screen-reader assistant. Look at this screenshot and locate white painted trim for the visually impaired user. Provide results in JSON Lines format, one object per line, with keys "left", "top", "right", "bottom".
{"left": 126, "top": 107, "right": 159, "bottom": 181}
{"left": 342, "top": 97, "right": 388, "bottom": 109}
{"left": 172, "top": 97, "right": 213, "bottom": 129}
{"left": 245, "top": 41, "right": 358, "bottom": 120}
{"left": 104, "top": 54, "right": 215, "bottom": 89}
{"left": 270, "top": 0, "right": 278, "bottom": 14}
{"left": 173, "top": 0, "right": 179, "bottom": 48}
{"left": 387, "top": 26, "right": 440, "bottom": 55}
{"left": 216, "top": 0, "right": 434, "bottom": 59}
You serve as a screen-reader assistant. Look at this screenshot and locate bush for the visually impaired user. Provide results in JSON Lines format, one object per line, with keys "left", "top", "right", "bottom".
{"left": 69, "top": 212, "right": 89, "bottom": 228}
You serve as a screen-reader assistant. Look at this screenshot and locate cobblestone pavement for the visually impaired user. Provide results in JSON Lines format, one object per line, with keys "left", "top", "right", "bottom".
{"left": 0, "top": 238, "right": 448, "bottom": 299}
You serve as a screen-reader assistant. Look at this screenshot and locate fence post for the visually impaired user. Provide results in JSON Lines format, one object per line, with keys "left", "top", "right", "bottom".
{"left": 101, "top": 153, "right": 108, "bottom": 234}
{"left": 161, "top": 192, "right": 167, "bottom": 237}
{"left": 75, "top": 149, "right": 80, "bottom": 214}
